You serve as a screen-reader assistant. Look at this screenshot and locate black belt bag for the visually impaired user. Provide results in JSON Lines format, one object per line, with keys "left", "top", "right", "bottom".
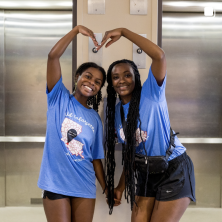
{"left": 120, "top": 104, "right": 178, "bottom": 175}
{"left": 134, "top": 127, "right": 178, "bottom": 174}
{"left": 135, "top": 154, "right": 168, "bottom": 174}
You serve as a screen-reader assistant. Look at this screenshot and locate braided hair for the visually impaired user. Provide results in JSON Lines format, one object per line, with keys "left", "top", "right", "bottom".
{"left": 73, "top": 62, "right": 106, "bottom": 112}
{"left": 105, "top": 59, "right": 143, "bottom": 213}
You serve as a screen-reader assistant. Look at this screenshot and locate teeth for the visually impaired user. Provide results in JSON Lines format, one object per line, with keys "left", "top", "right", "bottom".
{"left": 84, "top": 86, "right": 92, "bottom": 91}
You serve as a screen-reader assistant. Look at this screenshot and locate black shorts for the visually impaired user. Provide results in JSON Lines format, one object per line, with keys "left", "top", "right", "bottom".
{"left": 136, "top": 152, "right": 196, "bottom": 202}
{"left": 42, "top": 190, "right": 73, "bottom": 200}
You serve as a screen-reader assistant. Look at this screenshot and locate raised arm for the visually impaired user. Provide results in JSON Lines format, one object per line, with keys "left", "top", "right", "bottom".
{"left": 47, "top": 25, "right": 98, "bottom": 92}
{"left": 99, "top": 28, "right": 166, "bottom": 85}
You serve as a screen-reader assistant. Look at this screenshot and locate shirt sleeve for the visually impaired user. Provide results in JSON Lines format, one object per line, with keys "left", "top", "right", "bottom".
{"left": 91, "top": 116, "right": 105, "bottom": 160}
{"left": 46, "top": 76, "right": 70, "bottom": 109}
{"left": 141, "top": 66, "right": 167, "bottom": 102}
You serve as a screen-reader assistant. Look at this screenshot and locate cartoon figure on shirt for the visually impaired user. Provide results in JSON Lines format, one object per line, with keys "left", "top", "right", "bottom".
{"left": 61, "top": 118, "right": 84, "bottom": 158}
{"left": 119, "top": 127, "right": 147, "bottom": 146}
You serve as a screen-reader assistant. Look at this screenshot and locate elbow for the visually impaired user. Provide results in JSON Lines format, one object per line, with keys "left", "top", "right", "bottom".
{"left": 48, "top": 50, "right": 59, "bottom": 60}
{"left": 157, "top": 50, "right": 165, "bottom": 61}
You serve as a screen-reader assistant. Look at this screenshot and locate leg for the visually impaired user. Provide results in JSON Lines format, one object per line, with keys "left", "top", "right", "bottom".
{"left": 43, "top": 197, "right": 71, "bottom": 222}
{"left": 131, "top": 196, "right": 155, "bottom": 222}
{"left": 71, "top": 197, "right": 95, "bottom": 222}
{"left": 150, "top": 197, "right": 190, "bottom": 222}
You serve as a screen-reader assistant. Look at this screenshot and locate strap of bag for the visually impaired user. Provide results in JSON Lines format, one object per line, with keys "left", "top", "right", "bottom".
{"left": 165, "top": 128, "right": 179, "bottom": 160}
{"left": 120, "top": 104, "right": 126, "bottom": 136}
{"left": 121, "top": 103, "right": 179, "bottom": 160}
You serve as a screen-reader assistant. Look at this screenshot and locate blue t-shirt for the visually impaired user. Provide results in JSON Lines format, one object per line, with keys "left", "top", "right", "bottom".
{"left": 38, "top": 77, "right": 104, "bottom": 198}
{"left": 115, "top": 67, "right": 186, "bottom": 161}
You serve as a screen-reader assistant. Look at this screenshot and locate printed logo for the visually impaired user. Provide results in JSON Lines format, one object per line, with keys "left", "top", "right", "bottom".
{"left": 166, "top": 190, "right": 172, "bottom": 193}
{"left": 120, "top": 127, "right": 148, "bottom": 146}
{"left": 61, "top": 118, "right": 84, "bottom": 158}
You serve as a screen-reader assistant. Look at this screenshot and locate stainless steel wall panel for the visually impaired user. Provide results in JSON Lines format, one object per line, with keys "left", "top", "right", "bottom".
{"left": 187, "top": 144, "right": 222, "bottom": 208}
{"left": 0, "top": 10, "right": 4, "bottom": 136}
{"left": 163, "top": 1, "right": 222, "bottom": 13}
{"left": 5, "top": 142, "right": 44, "bottom": 206}
{"left": 163, "top": 11, "right": 222, "bottom": 208}
{"left": 0, "top": 10, "right": 5, "bottom": 207}
{"left": 0, "top": 1, "right": 72, "bottom": 10}
{"left": 0, "top": 143, "right": 5, "bottom": 206}
{"left": 4, "top": 11, "right": 72, "bottom": 136}
{"left": 163, "top": 13, "right": 222, "bottom": 137}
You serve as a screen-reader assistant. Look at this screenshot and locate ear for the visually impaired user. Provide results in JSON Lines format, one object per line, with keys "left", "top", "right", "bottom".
{"left": 75, "top": 73, "right": 80, "bottom": 83}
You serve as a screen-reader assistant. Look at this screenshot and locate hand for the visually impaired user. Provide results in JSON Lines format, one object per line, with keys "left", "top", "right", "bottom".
{"left": 105, "top": 188, "right": 123, "bottom": 207}
{"left": 113, "top": 187, "right": 123, "bottom": 206}
{"left": 97, "top": 28, "right": 124, "bottom": 50}
{"left": 77, "top": 25, "right": 98, "bottom": 47}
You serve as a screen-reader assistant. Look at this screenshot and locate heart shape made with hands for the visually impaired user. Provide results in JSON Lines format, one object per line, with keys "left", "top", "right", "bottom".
{"left": 92, "top": 28, "right": 123, "bottom": 51}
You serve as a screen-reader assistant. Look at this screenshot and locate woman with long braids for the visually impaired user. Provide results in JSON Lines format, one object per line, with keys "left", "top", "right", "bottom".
{"left": 100, "top": 28, "right": 195, "bottom": 221}
{"left": 38, "top": 25, "right": 107, "bottom": 222}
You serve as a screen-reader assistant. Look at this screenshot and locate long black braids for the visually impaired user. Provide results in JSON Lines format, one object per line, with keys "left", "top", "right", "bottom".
{"left": 105, "top": 59, "right": 143, "bottom": 213}
{"left": 73, "top": 62, "right": 106, "bottom": 112}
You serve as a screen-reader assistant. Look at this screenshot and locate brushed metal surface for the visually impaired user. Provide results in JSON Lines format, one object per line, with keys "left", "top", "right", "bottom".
{"left": 0, "top": 10, "right": 4, "bottom": 136}
{"left": 88, "top": 0, "right": 105, "bottom": 14}
{"left": 88, "top": 33, "right": 103, "bottom": 66}
{"left": 0, "top": 11, "right": 5, "bottom": 206}
{"left": 0, "top": 136, "right": 45, "bottom": 142}
{"left": 0, "top": 142, "right": 5, "bottom": 206}
{"left": 4, "top": 11, "right": 72, "bottom": 136}
{"left": 163, "top": 13, "right": 222, "bottom": 137}
{"left": 1, "top": 136, "right": 222, "bottom": 144}
{"left": 5, "top": 142, "right": 44, "bottom": 206}
{"left": 133, "top": 34, "right": 146, "bottom": 69}
{"left": 0, "top": 1, "right": 72, "bottom": 10}
{"left": 163, "top": 1, "right": 222, "bottom": 12}
{"left": 130, "top": 0, "right": 148, "bottom": 15}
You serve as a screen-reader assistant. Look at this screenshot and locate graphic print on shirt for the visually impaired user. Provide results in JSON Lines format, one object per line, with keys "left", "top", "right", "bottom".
{"left": 120, "top": 127, "right": 148, "bottom": 146}
{"left": 61, "top": 118, "right": 84, "bottom": 158}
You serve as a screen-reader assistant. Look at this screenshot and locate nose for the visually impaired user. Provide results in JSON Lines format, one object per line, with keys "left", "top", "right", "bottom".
{"left": 89, "top": 79, "right": 95, "bottom": 86}
{"left": 119, "top": 76, "right": 125, "bottom": 84}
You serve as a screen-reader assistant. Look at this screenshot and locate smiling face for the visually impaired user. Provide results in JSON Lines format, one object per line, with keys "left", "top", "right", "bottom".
{"left": 75, "top": 67, "right": 103, "bottom": 102}
{"left": 111, "top": 63, "right": 135, "bottom": 104}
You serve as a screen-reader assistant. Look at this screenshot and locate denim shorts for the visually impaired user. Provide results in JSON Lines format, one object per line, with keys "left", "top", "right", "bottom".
{"left": 136, "top": 152, "right": 196, "bottom": 201}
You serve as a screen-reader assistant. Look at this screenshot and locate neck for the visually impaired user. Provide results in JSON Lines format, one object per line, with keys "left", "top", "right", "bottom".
{"left": 73, "top": 91, "right": 89, "bottom": 109}
{"left": 121, "top": 94, "right": 132, "bottom": 105}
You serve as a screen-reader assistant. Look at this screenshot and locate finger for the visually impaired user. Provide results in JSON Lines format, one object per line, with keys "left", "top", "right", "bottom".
{"left": 90, "top": 36, "right": 98, "bottom": 47}
{"left": 114, "top": 201, "right": 121, "bottom": 206}
{"left": 105, "top": 39, "right": 115, "bottom": 48}
{"left": 100, "top": 32, "right": 111, "bottom": 46}
{"left": 113, "top": 200, "right": 121, "bottom": 206}
{"left": 101, "top": 31, "right": 109, "bottom": 42}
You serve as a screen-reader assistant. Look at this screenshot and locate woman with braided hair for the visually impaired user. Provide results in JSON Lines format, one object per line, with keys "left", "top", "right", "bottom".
{"left": 100, "top": 28, "right": 195, "bottom": 222}
{"left": 38, "top": 25, "right": 107, "bottom": 222}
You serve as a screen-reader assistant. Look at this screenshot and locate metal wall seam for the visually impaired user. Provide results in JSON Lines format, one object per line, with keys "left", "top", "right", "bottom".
{"left": 1, "top": 136, "right": 222, "bottom": 144}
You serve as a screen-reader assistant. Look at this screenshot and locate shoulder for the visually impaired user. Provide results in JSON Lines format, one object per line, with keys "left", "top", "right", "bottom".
{"left": 90, "top": 109, "right": 103, "bottom": 126}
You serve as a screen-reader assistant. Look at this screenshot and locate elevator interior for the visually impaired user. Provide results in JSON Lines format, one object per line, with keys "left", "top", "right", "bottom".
{"left": 0, "top": 10, "right": 73, "bottom": 206}
{"left": 0, "top": 0, "right": 222, "bottom": 215}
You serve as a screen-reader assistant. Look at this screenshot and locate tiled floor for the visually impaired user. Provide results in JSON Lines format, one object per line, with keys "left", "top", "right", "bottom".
{"left": 0, "top": 207, "right": 222, "bottom": 222}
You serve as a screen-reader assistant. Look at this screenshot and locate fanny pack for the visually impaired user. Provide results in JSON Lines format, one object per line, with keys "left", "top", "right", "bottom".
{"left": 120, "top": 104, "right": 179, "bottom": 174}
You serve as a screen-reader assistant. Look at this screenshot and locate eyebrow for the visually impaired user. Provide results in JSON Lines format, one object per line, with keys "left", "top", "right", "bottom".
{"left": 112, "top": 70, "right": 131, "bottom": 75}
{"left": 85, "top": 72, "right": 102, "bottom": 81}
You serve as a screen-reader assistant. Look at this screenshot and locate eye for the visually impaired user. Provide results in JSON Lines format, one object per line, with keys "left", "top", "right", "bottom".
{"left": 95, "top": 81, "right": 101, "bottom": 85}
{"left": 125, "top": 73, "right": 131, "bottom": 78}
{"left": 113, "top": 76, "right": 119, "bottom": 80}
{"left": 85, "top": 74, "right": 91, "bottom": 79}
